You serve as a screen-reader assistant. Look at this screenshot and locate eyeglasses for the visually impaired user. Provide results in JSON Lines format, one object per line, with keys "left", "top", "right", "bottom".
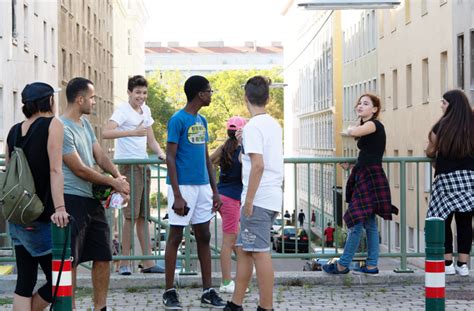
{"left": 201, "top": 89, "right": 215, "bottom": 94}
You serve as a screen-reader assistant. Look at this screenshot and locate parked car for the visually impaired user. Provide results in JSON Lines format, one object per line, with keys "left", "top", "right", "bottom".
{"left": 273, "top": 226, "right": 309, "bottom": 253}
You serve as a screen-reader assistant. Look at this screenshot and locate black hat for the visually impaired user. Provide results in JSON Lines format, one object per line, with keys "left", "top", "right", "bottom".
{"left": 21, "top": 82, "right": 59, "bottom": 103}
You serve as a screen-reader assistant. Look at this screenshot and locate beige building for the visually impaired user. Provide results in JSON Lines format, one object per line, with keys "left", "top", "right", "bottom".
{"left": 58, "top": 0, "right": 115, "bottom": 153}
{"left": 377, "top": 0, "right": 454, "bottom": 252}
{"left": 113, "top": 0, "right": 148, "bottom": 106}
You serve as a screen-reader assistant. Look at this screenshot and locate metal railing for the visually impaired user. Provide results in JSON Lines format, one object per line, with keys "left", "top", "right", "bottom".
{"left": 1, "top": 156, "right": 471, "bottom": 274}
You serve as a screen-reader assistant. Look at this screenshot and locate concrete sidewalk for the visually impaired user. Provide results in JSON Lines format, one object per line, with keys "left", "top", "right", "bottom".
{"left": 0, "top": 270, "right": 473, "bottom": 310}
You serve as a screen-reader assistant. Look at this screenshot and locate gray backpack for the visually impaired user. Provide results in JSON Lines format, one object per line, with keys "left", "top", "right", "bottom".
{"left": 0, "top": 123, "right": 44, "bottom": 225}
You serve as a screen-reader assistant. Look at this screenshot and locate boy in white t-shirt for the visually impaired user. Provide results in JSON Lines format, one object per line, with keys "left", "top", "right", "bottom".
{"left": 103, "top": 75, "right": 166, "bottom": 275}
{"left": 225, "top": 76, "right": 283, "bottom": 311}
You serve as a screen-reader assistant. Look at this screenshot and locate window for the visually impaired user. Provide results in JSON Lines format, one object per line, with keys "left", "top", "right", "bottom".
{"left": 392, "top": 69, "right": 398, "bottom": 109}
{"left": 408, "top": 227, "right": 415, "bottom": 250}
{"left": 394, "top": 149, "right": 399, "bottom": 187}
{"left": 380, "top": 73, "right": 386, "bottom": 110}
{"left": 379, "top": 10, "right": 384, "bottom": 38}
{"left": 424, "top": 162, "right": 432, "bottom": 193}
{"left": 127, "top": 29, "right": 131, "bottom": 55}
{"left": 69, "top": 53, "right": 73, "bottom": 78}
{"left": 406, "top": 64, "right": 412, "bottom": 107}
{"left": 421, "top": 0, "right": 428, "bottom": 16}
{"left": 12, "top": 0, "right": 18, "bottom": 41}
{"left": 422, "top": 58, "right": 429, "bottom": 103}
{"left": 51, "top": 28, "right": 55, "bottom": 66}
{"left": 43, "top": 21, "right": 47, "bottom": 62}
{"left": 405, "top": 0, "right": 411, "bottom": 24}
{"left": 61, "top": 48, "right": 66, "bottom": 79}
{"left": 34, "top": 55, "right": 38, "bottom": 79}
{"left": 457, "top": 34, "right": 465, "bottom": 89}
{"left": 23, "top": 4, "right": 29, "bottom": 50}
{"left": 13, "top": 91, "right": 18, "bottom": 122}
{"left": 440, "top": 51, "right": 448, "bottom": 93}
{"left": 407, "top": 150, "right": 414, "bottom": 189}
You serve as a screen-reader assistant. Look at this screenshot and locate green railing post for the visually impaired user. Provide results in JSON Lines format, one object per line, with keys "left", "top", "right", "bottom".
{"left": 51, "top": 224, "right": 72, "bottom": 310}
{"left": 394, "top": 160, "right": 413, "bottom": 273}
{"left": 425, "top": 217, "right": 445, "bottom": 311}
{"left": 180, "top": 226, "right": 197, "bottom": 275}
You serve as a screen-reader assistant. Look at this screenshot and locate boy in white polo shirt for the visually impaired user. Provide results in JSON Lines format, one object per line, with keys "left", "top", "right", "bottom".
{"left": 225, "top": 76, "right": 283, "bottom": 311}
{"left": 103, "top": 75, "right": 166, "bottom": 275}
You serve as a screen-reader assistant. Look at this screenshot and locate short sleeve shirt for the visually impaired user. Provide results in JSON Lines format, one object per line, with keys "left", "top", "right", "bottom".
{"left": 166, "top": 109, "right": 209, "bottom": 185}
{"left": 61, "top": 116, "right": 97, "bottom": 198}
{"left": 110, "top": 102, "right": 154, "bottom": 159}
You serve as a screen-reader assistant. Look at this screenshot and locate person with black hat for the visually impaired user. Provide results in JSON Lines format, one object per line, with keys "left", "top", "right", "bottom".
{"left": 5, "top": 82, "right": 70, "bottom": 310}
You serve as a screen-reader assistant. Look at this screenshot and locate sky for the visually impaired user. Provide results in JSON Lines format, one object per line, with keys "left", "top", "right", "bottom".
{"left": 144, "top": 0, "right": 287, "bottom": 46}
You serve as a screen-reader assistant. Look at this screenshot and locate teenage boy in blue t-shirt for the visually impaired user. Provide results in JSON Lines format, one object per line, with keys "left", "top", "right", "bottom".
{"left": 162, "top": 75, "right": 226, "bottom": 310}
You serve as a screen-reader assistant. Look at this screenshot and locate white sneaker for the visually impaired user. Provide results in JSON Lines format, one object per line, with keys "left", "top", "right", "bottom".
{"left": 219, "top": 280, "right": 250, "bottom": 294}
{"left": 445, "top": 263, "right": 455, "bottom": 275}
{"left": 455, "top": 264, "right": 469, "bottom": 276}
{"left": 219, "top": 280, "right": 235, "bottom": 293}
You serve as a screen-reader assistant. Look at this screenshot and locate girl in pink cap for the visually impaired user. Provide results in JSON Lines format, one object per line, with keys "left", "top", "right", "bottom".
{"left": 210, "top": 116, "right": 247, "bottom": 293}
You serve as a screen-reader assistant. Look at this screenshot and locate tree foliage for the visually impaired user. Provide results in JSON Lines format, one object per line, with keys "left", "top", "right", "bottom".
{"left": 146, "top": 67, "right": 284, "bottom": 151}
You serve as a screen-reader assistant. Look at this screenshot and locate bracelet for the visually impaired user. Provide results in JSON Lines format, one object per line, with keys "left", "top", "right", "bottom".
{"left": 55, "top": 205, "right": 65, "bottom": 210}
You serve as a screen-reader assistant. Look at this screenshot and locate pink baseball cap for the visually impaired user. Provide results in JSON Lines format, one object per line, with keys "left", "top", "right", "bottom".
{"left": 226, "top": 116, "right": 247, "bottom": 130}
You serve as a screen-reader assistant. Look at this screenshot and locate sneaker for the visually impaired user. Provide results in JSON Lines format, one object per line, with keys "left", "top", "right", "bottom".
{"left": 119, "top": 265, "right": 131, "bottom": 276}
{"left": 455, "top": 264, "right": 469, "bottom": 276}
{"left": 354, "top": 266, "right": 379, "bottom": 275}
{"left": 201, "top": 288, "right": 226, "bottom": 308}
{"left": 224, "top": 301, "right": 243, "bottom": 311}
{"left": 162, "top": 289, "right": 183, "bottom": 310}
{"left": 219, "top": 281, "right": 250, "bottom": 294}
{"left": 445, "top": 263, "right": 455, "bottom": 275}
{"left": 322, "top": 262, "right": 350, "bottom": 274}
{"left": 219, "top": 281, "right": 235, "bottom": 293}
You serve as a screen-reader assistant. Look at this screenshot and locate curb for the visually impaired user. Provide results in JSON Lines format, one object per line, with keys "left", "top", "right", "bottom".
{"left": 1, "top": 270, "right": 473, "bottom": 293}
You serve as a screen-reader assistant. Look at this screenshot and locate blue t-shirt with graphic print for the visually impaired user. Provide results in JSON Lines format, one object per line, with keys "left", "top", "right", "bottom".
{"left": 166, "top": 109, "right": 209, "bottom": 185}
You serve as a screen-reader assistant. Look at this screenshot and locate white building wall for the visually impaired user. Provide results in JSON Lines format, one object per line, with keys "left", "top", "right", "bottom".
{"left": 113, "top": 0, "right": 148, "bottom": 107}
{"left": 0, "top": 0, "right": 58, "bottom": 150}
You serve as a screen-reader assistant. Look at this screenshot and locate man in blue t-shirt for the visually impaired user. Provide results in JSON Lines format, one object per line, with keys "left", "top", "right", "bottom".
{"left": 162, "top": 76, "right": 225, "bottom": 310}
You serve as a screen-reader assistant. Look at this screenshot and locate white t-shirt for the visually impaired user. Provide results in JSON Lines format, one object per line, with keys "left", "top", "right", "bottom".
{"left": 110, "top": 102, "right": 154, "bottom": 159}
{"left": 241, "top": 114, "right": 283, "bottom": 212}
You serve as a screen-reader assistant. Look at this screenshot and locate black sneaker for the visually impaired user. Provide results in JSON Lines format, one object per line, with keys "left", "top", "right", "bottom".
{"left": 201, "top": 288, "right": 226, "bottom": 308}
{"left": 162, "top": 289, "right": 183, "bottom": 310}
{"left": 224, "top": 301, "right": 244, "bottom": 311}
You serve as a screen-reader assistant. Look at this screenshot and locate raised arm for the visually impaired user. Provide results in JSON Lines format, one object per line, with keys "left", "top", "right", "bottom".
{"left": 345, "top": 120, "right": 376, "bottom": 138}
{"left": 102, "top": 120, "right": 147, "bottom": 139}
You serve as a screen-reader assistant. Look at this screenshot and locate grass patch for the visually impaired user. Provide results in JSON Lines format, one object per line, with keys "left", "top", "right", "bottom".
{"left": 0, "top": 298, "right": 13, "bottom": 305}
{"left": 125, "top": 287, "right": 147, "bottom": 293}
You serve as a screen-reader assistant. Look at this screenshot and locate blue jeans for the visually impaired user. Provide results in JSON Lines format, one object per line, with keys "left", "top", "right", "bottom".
{"left": 338, "top": 214, "right": 379, "bottom": 268}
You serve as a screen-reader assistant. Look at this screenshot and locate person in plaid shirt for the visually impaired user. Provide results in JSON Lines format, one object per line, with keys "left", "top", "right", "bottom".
{"left": 426, "top": 89, "right": 474, "bottom": 277}
{"left": 323, "top": 93, "right": 397, "bottom": 275}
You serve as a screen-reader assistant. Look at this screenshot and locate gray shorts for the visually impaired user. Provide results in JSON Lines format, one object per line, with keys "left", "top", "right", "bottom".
{"left": 236, "top": 205, "right": 278, "bottom": 252}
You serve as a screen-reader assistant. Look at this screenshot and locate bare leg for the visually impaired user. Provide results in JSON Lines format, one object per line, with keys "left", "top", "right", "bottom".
{"left": 136, "top": 217, "right": 155, "bottom": 268}
{"left": 231, "top": 247, "right": 253, "bottom": 306}
{"left": 92, "top": 261, "right": 110, "bottom": 310}
{"left": 120, "top": 218, "right": 133, "bottom": 267}
{"left": 193, "top": 221, "right": 212, "bottom": 289}
{"left": 71, "top": 267, "right": 77, "bottom": 309}
{"left": 31, "top": 292, "right": 49, "bottom": 311}
{"left": 13, "top": 294, "right": 32, "bottom": 311}
{"left": 165, "top": 226, "right": 184, "bottom": 289}
{"left": 253, "top": 252, "right": 274, "bottom": 309}
{"left": 220, "top": 232, "right": 237, "bottom": 282}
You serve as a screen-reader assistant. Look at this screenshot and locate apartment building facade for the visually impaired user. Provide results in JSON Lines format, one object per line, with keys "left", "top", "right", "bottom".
{"left": 283, "top": 6, "right": 344, "bottom": 233}
{"left": 0, "top": 0, "right": 59, "bottom": 151}
{"left": 58, "top": 0, "right": 115, "bottom": 153}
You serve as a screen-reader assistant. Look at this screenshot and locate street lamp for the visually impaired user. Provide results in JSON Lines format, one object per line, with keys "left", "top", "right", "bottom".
{"left": 297, "top": 0, "right": 401, "bottom": 10}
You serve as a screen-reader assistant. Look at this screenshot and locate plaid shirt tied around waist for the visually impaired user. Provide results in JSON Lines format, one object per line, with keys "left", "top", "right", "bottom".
{"left": 344, "top": 164, "right": 395, "bottom": 228}
{"left": 427, "top": 170, "right": 474, "bottom": 219}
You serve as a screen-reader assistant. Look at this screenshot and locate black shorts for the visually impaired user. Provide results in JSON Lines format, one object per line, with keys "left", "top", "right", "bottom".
{"left": 65, "top": 194, "right": 112, "bottom": 266}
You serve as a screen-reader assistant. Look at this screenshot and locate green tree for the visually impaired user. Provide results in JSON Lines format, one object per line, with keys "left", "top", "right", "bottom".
{"left": 146, "top": 72, "right": 177, "bottom": 148}
{"left": 146, "top": 67, "right": 284, "bottom": 151}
